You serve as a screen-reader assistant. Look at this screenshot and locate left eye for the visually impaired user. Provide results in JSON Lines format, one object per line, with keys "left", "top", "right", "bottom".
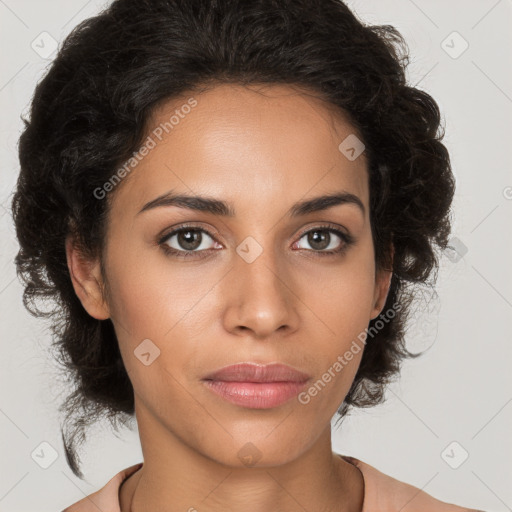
{"left": 295, "top": 228, "right": 347, "bottom": 252}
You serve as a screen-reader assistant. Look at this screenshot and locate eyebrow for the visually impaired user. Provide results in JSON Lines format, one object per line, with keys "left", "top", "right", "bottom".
{"left": 137, "top": 190, "right": 365, "bottom": 218}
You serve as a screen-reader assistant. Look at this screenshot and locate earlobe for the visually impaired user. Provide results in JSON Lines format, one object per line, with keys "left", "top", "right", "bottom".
{"left": 65, "top": 236, "right": 110, "bottom": 320}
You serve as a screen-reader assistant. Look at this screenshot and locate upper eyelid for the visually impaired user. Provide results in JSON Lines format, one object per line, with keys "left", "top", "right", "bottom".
{"left": 159, "top": 224, "right": 218, "bottom": 244}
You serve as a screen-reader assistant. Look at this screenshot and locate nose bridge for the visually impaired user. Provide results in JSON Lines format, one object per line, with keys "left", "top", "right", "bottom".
{"left": 237, "top": 223, "right": 288, "bottom": 280}
{"left": 236, "top": 231, "right": 287, "bottom": 297}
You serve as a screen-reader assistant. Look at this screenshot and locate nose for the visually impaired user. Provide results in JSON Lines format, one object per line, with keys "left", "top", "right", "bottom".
{"left": 221, "top": 244, "right": 300, "bottom": 340}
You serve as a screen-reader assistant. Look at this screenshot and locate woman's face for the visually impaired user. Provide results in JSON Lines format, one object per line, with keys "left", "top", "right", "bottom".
{"left": 71, "top": 83, "right": 392, "bottom": 466}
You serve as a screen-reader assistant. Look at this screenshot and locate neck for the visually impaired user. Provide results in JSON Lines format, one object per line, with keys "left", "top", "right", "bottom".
{"left": 120, "top": 425, "right": 364, "bottom": 512}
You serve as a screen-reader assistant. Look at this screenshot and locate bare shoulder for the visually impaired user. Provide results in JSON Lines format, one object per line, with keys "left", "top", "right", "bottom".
{"left": 61, "top": 462, "right": 143, "bottom": 512}
{"left": 341, "top": 455, "right": 484, "bottom": 512}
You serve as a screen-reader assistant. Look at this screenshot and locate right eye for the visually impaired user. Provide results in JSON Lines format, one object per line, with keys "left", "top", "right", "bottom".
{"left": 159, "top": 225, "right": 222, "bottom": 259}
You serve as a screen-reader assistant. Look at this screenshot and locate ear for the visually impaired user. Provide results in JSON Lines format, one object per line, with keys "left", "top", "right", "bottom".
{"left": 370, "top": 243, "right": 394, "bottom": 320}
{"left": 65, "top": 235, "right": 110, "bottom": 320}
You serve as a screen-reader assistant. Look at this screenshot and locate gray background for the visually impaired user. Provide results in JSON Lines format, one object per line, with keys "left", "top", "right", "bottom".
{"left": 0, "top": 0, "right": 511, "bottom": 510}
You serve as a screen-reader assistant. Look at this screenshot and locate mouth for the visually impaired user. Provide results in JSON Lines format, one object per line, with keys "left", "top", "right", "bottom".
{"left": 201, "top": 362, "right": 310, "bottom": 409}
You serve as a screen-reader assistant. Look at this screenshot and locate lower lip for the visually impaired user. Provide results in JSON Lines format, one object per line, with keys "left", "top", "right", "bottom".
{"left": 202, "top": 380, "right": 308, "bottom": 409}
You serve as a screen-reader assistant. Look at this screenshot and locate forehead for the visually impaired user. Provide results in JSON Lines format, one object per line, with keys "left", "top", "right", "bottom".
{"left": 110, "top": 83, "right": 369, "bottom": 217}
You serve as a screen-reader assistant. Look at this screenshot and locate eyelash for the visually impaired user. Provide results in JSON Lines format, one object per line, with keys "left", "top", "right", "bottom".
{"left": 158, "top": 222, "right": 355, "bottom": 260}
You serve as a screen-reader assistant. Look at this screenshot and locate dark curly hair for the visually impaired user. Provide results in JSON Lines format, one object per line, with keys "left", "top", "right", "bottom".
{"left": 11, "top": 0, "right": 454, "bottom": 480}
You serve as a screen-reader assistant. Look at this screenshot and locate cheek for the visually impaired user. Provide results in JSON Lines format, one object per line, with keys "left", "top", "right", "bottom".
{"left": 297, "top": 240, "right": 375, "bottom": 388}
{"left": 103, "top": 239, "right": 210, "bottom": 386}
{"left": 299, "top": 239, "right": 376, "bottom": 334}
{"left": 104, "top": 238, "right": 187, "bottom": 337}
{"left": 105, "top": 261, "right": 195, "bottom": 417}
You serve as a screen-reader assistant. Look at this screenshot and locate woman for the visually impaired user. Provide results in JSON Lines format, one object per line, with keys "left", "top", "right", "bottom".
{"left": 11, "top": 0, "right": 484, "bottom": 510}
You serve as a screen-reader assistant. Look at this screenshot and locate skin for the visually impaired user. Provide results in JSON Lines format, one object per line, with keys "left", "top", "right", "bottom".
{"left": 66, "top": 83, "right": 393, "bottom": 512}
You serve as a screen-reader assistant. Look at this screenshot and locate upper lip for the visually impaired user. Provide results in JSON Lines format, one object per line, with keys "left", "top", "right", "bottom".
{"left": 202, "top": 363, "right": 310, "bottom": 383}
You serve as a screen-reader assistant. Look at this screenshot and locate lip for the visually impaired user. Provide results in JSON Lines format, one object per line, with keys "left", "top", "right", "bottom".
{"left": 202, "top": 363, "right": 310, "bottom": 409}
